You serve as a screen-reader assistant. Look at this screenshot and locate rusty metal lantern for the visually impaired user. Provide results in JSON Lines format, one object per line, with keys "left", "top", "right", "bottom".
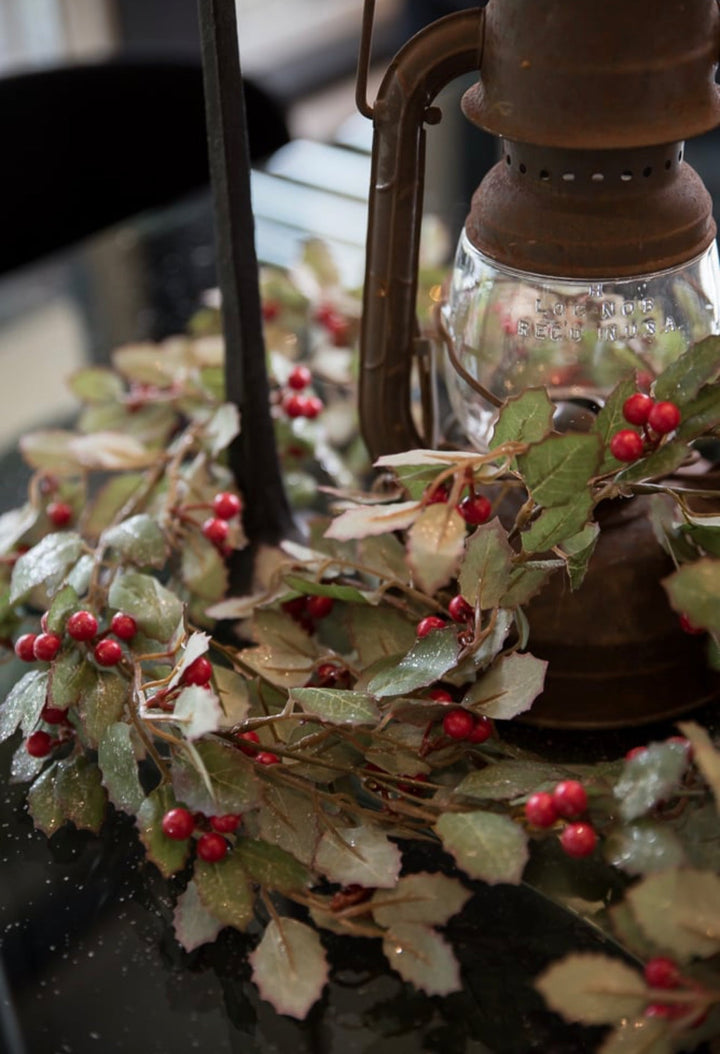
{"left": 356, "top": 0, "right": 720, "bottom": 727}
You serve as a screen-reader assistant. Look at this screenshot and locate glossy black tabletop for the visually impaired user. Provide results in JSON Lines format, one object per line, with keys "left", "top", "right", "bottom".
{"left": 0, "top": 186, "right": 716, "bottom": 1054}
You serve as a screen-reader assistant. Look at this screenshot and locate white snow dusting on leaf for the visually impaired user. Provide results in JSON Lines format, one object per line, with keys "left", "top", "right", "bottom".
{"left": 250, "top": 918, "right": 329, "bottom": 1020}
{"left": 173, "top": 879, "right": 223, "bottom": 952}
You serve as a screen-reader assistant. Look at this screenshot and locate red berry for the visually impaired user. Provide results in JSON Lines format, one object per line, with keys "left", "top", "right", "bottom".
{"left": 282, "top": 596, "right": 308, "bottom": 620}
{"left": 429, "top": 688, "right": 454, "bottom": 704}
{"left": 26, "top": 730, "right": 54, "bottom": 757}
{"left": 552, "top": 780, "right": 588, "bottom": 820}
{"left": 14, "top": 634, "right": 37, "bottom": 662}
{"left": 262, "top": 300, "right": 280, "bottom": 322}
{"left": 448, "top": 595, "right": 474, "bottom": 623}
{"left": 111, "top": 613, "right": 138, "bottom": 641}
{"left": 458, "top": 494, "right": 492, "bottom": 525}
{"left": 425, "top": 483, "right": 450, "bottom": 505}
{"left": 327, "top": 314, "right": 351, "bottom": 347}
{"left": 161, "top": 807, "right": 195, "bottom": 840}
{"left": 417, "top": 616, "right": 446, "bottom": 638}
{"left": 256, "top": 751, "right": 280, "bottom": 765}
{"left": 94, "top": 639, "right": 123, "bottom": 667}
{"left": 299, "top": 395, "right": 324, "bottom": 419}
{"left": 202, "top": 517, "right": 229, "bottom": 546}
{"left": 236, "top": 730, "right": 260, "bottom": 755}
{"left": 182, "top": 655, "right": 213, "bottom": 686}
{"left": 47, "top": 501, "right": 72, "bottom": 527}
{"left": 442, "top": 709, "right": 475, "bottom": 740}
{"left": 287, "top": 365, "right": 312, "bottom": 391}
{"left": 467, "top": 715, "right": 493, "bottom": 744}
{"left": 212, "top": 492, "right": 242, "bottom": 520}
{"left": 306, "top": 595, "right": 334, "bottom": 619}
{"left": 647, "top": 401, "right": 681, "bottom": 435}
{"left": 282, "top": 393, "right": 305, "bottom": 418}
{"left": 41, "top": 705, "right": 69, "bottom": 725}
{"left": 625, "top": 745, "right": 648, "bottom": 762}
{"left": 560, "top": 822, "right": 597, "bottom": 858}
{"left": 644, "top": 957, "right": 680, "bottom": 989}
{"left": 609, "top": 429, "right": 644, "bottom": 462}
{"left": 525, "top": 792, "right": 558, "bottom": 828}
{"left": 33, "top": 633, "right": 62, "bottom": 662}
{"left": 622, "top": 392, "right": 655, "bottom": 426}
{"left": 66, "top": 610, "right": 98, "bottom": 642}
{"left": 679, "top": 612, "right": 704, "bottom": 635}
{"left": 210, "top": 814, "right": 241, "bottom": 834}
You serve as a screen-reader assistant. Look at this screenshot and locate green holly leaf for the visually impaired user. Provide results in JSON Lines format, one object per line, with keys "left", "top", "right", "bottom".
{"left": 68, "top": 367, "right": 125, "bottom": 404}
{"left": 662, "top": 558, "right": 720, "bottom": 634}
{"left": 182, "top": 533, "right": 230, "bottom": 602}
{"left": 370, "top": 872, "right": 470, "bottom": 927}
{"left": 83, "top": 473, "right": 146, "bottom": 539}
{"left": 283, "top": 575, "right": 367, "bottom": 605}
{"left": 462, "top": 652, "right": 547, "bottom": 720}
{"left": 597, "top": 1017, "right": 672, "bottom": 1054}
{"left": 257, "top": 785, "right": 322, "bottom": 866}
{"left": 136, "top": 785, "right": 191, "bottom": 877}
{"left": 235, "top": 838, "right": 311, "bottom": 892}
{"left": 194, "top": 851, "right": 255, "bottom": 930}
{"left": 101, "top": 514, "right": 167, "bottom": 569}
{"left": 521, "top": 493, "right": 593, "bottom": 553}
{"left": 19, "top": 430, "right": 82, "bottom": 475}
{"left": 213, "top": 667, "right": 250, "bottom": 728}
{"left": 435, "top": 810, "right": 528, "bottom": 885}
{"left": 98, "top": 723, "right": 144, "bottom": 813}
{"left": 249, "top": 918, "right": 329, "bottom": 1020}
{"left": 290, "top": 688, "right": 380, "bottom": 726}
{"left": 458, "top": 520, "right": 514, "bottom": 610}
{"left": 345, "top": 606, "right": 416, "bottom": 668}
{"left": 204, "top": 403, "right": 240, "bottom": 456}
{"left": 240, "top": 609, "right": 319, "bottom": 690}
{"left": 615, "top": 440, "right": 688, "bottom": 484}
{"left": 626, "top": 869, "right": 720, "bottom": 961}
{"left": 592, "top": 375, "right": 639, "bottom": 472}
{"left": 10, "top": 532, "right": 84, "bottom": 604}
{"left": 406, "top": 505, "right": 466, "bottom": 594}
{"left": 561, "top": 523, "right": 600, "bottom": 590}
{"left": 45, "top": 584, "right": 80, "bottom": 634}
{"left": 654, "top": 335, "right": 720, "bottom": 405}
{"left": 490, "top": 388, "right": 554, "bottom": 450}
{"left": 535, "top": 954, "right": 646, "bottom": 1025}
{"left": 454, "top": 760, "right": 570, "bottom": 802}
{"left": 28, "top": 755, "right": 106, "bottom": 836}
{"left": 518, "top": 434, "right": 602, "bottom": 508}
{"left": 171, "top": 738, "right": 260, "bottom": 815}
{"left": 366, "top": 627, "right": 459, "bottom": 698}
{"left": 604, "top": 821, "right": 685, "bottom": 876}
{"left": 314, "top": 825, "right": 402, "bottom": 888}
{"left": 49, "top": 650, "right": 92, "bottom": 710}
{"left": 676, "top": 384, "right": 720, "bottom": 441}
{"left": 499, "top": 561, "right": 560, "bottom": 607}
{"left": 11, "top": 740, "right": 45, "bottom": 784}
{"left": 382, "top": 923, "right": 462, "bottom": 997}
{"left": 173, "top": 878, "right": 224, "bottom": 953}
{"left": 78, "top": 670, "right": 128, "bottom": 747}
{"left": 79, "top": 400, "right": 177, "bottom": 449}
{"left": 0, "top": 669, "right": 48, "bottom": 742}
{"left": 108, "top": 570, "right": 183, "bottom": 642}
{"left": 614, "top": 742, "right": 689, "bottom": 821}
{"left": 0, "top": 504, "right": 38, "bottom": 555}
{"left": 357, "top": 534, "right": 411, "bottom": 583}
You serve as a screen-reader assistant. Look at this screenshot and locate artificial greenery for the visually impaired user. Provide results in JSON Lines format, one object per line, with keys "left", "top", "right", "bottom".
{"left": 2, "top": 245, "right": 720, "bottom": 1053}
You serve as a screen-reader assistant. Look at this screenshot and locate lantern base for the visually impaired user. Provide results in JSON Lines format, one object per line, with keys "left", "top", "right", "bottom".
{"left": 520, "top": 496, "right": 720, "bottom": 729}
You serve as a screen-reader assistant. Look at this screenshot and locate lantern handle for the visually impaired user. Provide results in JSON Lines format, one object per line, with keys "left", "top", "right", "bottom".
{"left": 358, "top": 8, "right": 485, "bottom": 459}
{"left": 356, "top": 0, "right": 376, "bottom": 119}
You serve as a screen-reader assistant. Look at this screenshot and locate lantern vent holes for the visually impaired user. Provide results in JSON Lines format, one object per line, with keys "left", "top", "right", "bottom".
{"left": 508, "top": 156, "right": 679, "bottom": 183}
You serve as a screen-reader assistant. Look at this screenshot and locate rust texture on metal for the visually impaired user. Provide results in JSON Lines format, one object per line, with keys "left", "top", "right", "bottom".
{"left": 357, "top": 7, "right": 485, "bottom": 458}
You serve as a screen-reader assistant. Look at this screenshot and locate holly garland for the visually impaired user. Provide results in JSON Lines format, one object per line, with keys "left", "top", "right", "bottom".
{"left": 1, "top": 261, "right": 720, "bottom": 1051}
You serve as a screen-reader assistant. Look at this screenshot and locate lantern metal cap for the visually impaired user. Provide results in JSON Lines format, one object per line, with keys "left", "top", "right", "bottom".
{"left": 462, "top": 0, "right": 720, "bottom": 150}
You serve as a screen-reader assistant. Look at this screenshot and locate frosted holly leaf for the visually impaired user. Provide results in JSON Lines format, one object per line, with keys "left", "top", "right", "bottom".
{"left": 108, "top": 570, "right": 184, "bottom": 643}
{"left": 204, "top": 403, "right": 240, "bottom": 456}
{"left": 10, "top": 532, "right": 84, "bottom": 604}
{"left": 678, "top": 721, "right": 720, "bottom": 813}
{"left": 194, "top": 853, "right": 254, "bottom": 931}
{"left": 290, "top": 688, "right": 380, "bottom": 727}
{"left": 345, "top": 606, "right": 417, "bottom": 668}
{"left": 604, "top": 821, "right": 685, "bottom": 876}
{"left": 374, "top": 449, "right": 482, "bottom": 469}
{"left": 382, "top": 923, "right": 461, "bottom": 997}
{"left": 235, "top": 839, "right": 312, "bottom": 893}
{"left": 435, "top": 810, "right": 528, "bottom": 885}
{"left": 98, "top": 723, "right": 144, "bottom": 813}
{"left": 78, "top": 670, "right": 128, "bottom": 748}
{"left": 454, "top": 760, "right": 570, "bottom": 803}
{"left": 458, "top": 520, "right": 514, "bottom": 610}
{"left": 19, "top": 429, "right": 83, "bottom": 475}
{"left": 28, "top": 756, "right": 106, "bottom": 837}
{"left": 136, "top": 785, "right": 191, "bottom": 878}
{"left": 314, "top": 825, "right": 402, "bottom": 888}
{"left": 250, "top": 918, "right": 329, "bottom": 1020}
{"left": 168, "top": 632, "right": 211, "bottom": 690}
{"left": 257, "top": 784, "right": 322, "bottom": 867}
{"left": 173, "top": 687, "right": 223, "bottom": 741}
{"left": 597, "top": 1017, "right": 672, "bottom": 1054}
{"left": 67, "top": 366, "right": 125, "bottom": 404}
{"left": 0, "top": 504, "right": 37, "bottom": 555}
{"left": 213, "top": 667, "right": 250, "bottom": 728}
{"left": 614, "top": 742, "right": 689, "bottom": 821}
{"left": 406, "top": 504, "right": 466, "bottom": 594}
{"left": 366, "top": 627, "right": 459, "bottom": 698}
{"left": 370, "top": 872, "right": 470, "bottom": 928}
{"left": 0, "top": 670, "right": 48, "bottom": 743}
{"left": 462, "top": 652, "right": 547, "bottom": 720}
{"left": 69, "top": 431, "right": 155, "bottom": 470}
{"left": 173, "top": 879, "right": 224, "bottom": 953}
{"left": 171, "top": 738, "right": 260, "bottom": 815}
{"left": 535, "top": 954, "right": 646, "bottom": 1025}
{"left": 11, "top": 741, "right": 45, "bottom": 784}
{"left": 324, "top": 500, "right": 422, "bottom": 541}
{"left": 626, "top": 869, "right": 720, "bottom": 961}
{"left": 181, "top": 535, "right": 228, "bottom": 603}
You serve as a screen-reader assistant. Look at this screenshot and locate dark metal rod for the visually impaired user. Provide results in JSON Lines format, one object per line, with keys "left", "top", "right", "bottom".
{"left": 197, "top": 0, "right": 294, "bottom": 549}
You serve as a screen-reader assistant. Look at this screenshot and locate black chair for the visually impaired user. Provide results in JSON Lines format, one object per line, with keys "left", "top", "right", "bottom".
{"left": 0, "top": 59, "right": 289, "bottom": 273}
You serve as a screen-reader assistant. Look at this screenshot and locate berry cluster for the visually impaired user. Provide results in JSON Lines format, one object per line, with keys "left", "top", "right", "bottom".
{"left": 315, "top": 303, "right": 351, "bottom": 348}
{"left": 200, "top": 490, "right": 243, "bottom": 551}
{"left": 234, "top": 729, "right": 279, "bottom": 766}
{"left": 281, "top": 592, "right": 334, "bottom": 636}
{"left": 15, "top": 609, "right": 139, "bottom": 757}
{"left": 525, "top": 780, "right": 597, "bottom": 858}
{"left": 609, "top": 393, "right": 681, "bottom": 463}
{"left": 280, "top": 365, "right": 324, "bottom": 420}
{"left": 425, "top": 481, "right": 492, "bottom": 526}
{"left": 161, "top": 806, "right": 243, "bottom": 863}
{"left": 442, "top": 708, "right": 493, "bottom": 744}
{"left": 642, "top": 957, "right": 708, "bottom": 1025}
